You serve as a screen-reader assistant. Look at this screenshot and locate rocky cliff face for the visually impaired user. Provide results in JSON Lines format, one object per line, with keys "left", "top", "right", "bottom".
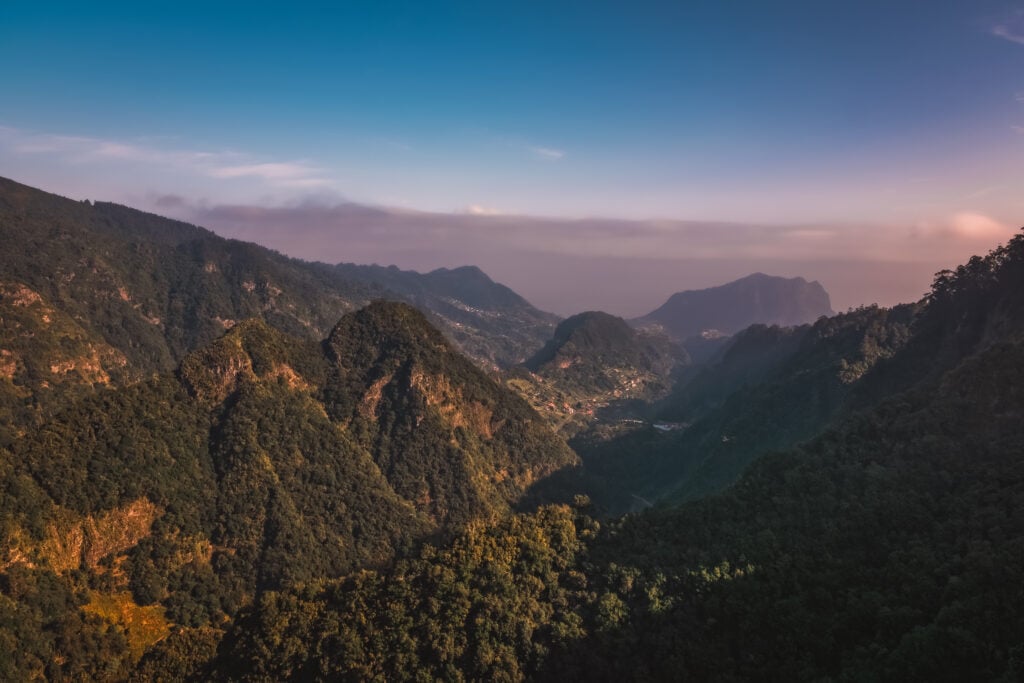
{"left": 4, "top": 498, "right": 161, "bottom": 574}
{"left": 0, "top": 281, "right": 130, "bottom": 391}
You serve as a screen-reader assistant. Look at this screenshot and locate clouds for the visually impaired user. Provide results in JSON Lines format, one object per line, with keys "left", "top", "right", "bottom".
{"left": 529, "top": 146, "right": 565, "bottom": 161}
{"left": 992, "top": 11, "right": 1024, "bottom": 45}
{"left": 913, "top": 212, "right": 1015, "bottom": 243}
{"left": 153, "top": 193, "right": 188, "bottom": 208}
{"left": 167, "top": 194, "right": 1017, "bottom": 272}
{"left": 463, "top": 204, "right": 504, "bottom": 216}
{"left": 1, "top": 126, "right": 217, "bottom": 167}
{"left": 948, "top": 212, "right": 1011, "bottom": 239}
{"left": 2, "top": 119, "right": 1019, "bottom": 315}
{"left": 207, "top": 162, "right": 334, "bottom": 188}
{"left": 156, "top": 197, "right": 1016, "bottom": 315}
{"left": 0, "top": 125, "right": 336, "bottom": 192}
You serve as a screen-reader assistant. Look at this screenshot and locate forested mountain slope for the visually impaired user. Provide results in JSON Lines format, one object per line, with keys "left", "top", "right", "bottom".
{"left": 334, "top": 263, "right": 559, "bottom": 367}
{"left": 506, "top": 311, "right": 686, "bottom": 435}
{"left": 4, "top": 168, "right": 1023, "bottom": 681}
{"left": 206, "top": 230, "right": 1024, "bottom": 682}
{"left": 0, "top": 302, "right": 574, "bottom": 680}
{"left": 549, "top": 302, "right": 917, "bottom": 513}
{"left": 0, "top": 176, "right": 555, "bottom": 372}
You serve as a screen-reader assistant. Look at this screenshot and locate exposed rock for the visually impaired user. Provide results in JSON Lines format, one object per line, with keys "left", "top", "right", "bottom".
{"left": 12, "top": 498, "right": 162, "bottom": 573}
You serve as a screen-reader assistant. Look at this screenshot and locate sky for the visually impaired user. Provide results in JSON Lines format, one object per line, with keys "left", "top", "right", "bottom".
{"left": 2, "top": 0, "right": 1023, "bottom": 316}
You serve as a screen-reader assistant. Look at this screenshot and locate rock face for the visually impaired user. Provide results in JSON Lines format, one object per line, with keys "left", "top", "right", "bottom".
{"left": 635, "top": 273, "right": 834, "bottom": 341}
{"left": 2, "top": 298, "right": 578, "bottom": 639}
{"left": 5, "top": 498, "right": 161, "bottom": 574}
{"left": 0, "top": 281, "right": 129, "bottom": 391}
{"left": 180, "top": 301, "right": 575, "bottom": 586}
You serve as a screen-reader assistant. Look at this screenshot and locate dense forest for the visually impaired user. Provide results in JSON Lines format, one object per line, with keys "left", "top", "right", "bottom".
{"left": 0, "top": 297, "right": 573, "bottom": 680}
{"left": 206, "top": 229, "right": 1024, "bottom": 681}
{"left": 2, "top": 175, "right": 1024, "bottom": 680}
{"left": 507, "top": 311, "right": 687, "bottom": 436}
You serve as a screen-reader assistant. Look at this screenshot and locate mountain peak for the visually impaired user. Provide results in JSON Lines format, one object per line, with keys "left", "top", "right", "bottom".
{"left": 637, "top": 273, "right": 834, "bottom": 340}
{"left": 326, "top": 300, "right": 449, "bottom": 368}
{"left": 428, "top": 264, "right": 489, "bottom": 280}
{"left": 515, "top": 311, "right": 687, "bottom": 433}
{"left": 179, "top": 317, "right": 325, "bottom": 403}
{"left": 525, "top": 311, "right": 638, "bottom": 371}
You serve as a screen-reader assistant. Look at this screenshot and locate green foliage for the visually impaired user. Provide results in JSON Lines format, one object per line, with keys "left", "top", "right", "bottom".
{"left": 209, "top": 379, "right": 428, "bottom": 590}
{"left": 0, "top": 176, "right": 555, "bottom": 375}
{"left": 210, "top": 504, "right": 591, "bottom": 682}
{"left": 0, "top": 295, "right": 574, "bottom": 679}
{"left": 511, "top": 311, "right": 686, "bottom": 437}
{"left": 203, "top": 231, "right": 1024, "bottom": 680}
{"left": 14, "top": 376, "right": 213, "bottom": 520}
{"left": 0, "top": 566, "right": 133, "bottom": 681}
{"left": 129, "top": 626, "right": 222, "bottom": 682}
{"left": 324, "top": 301, "right": 577, "bottom": 527}
{"left": 333, "top": 263, "right": 559, "bottom": 367}
{"left": 562, "top": 300, "right": 920, "bottom": 513}
{"left": 210, "top": 332, "right": 1024, "bottom": 681}
{"left": 0, "top": 177, "right": 385, "bottom": 373}
{"left": 4, "top": 174, "right": 1024, "bottom": 681}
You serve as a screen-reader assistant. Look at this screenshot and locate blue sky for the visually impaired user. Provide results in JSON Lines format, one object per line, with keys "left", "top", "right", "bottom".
{"left": 2, "top": 1, "right": 1024, "bottom": 314}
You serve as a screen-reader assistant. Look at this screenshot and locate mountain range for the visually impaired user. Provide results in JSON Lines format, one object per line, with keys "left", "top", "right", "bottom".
{"left": 0, "top": 176, "right": 556, "bottom": 373}
{"left": 3, "top": 175, "right": 1022, "bottom": 680}
{"left": 211, "top": 227, "right": 1024, "bottom": 681}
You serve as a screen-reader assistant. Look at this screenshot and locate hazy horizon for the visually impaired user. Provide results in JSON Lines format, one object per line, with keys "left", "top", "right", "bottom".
{"left": 1, "top": 172, "right": 1016, "bottom": 317}
{"left": 2, "top": 1, "right": 1022, "bottom": 315}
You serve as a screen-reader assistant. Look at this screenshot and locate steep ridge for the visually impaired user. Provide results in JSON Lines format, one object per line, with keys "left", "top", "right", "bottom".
{"left": 567, "top": 234, "right": 1024, "bottom": 512}
{"left": 0, "top": 281, "right": 132, "bottom": 445}
{"left": 657, "top": 322, "right": 810, "bottom": 420}
{"left": 0, "top": 302, "right": 574, "bottom": 680}
{"left": 0, "top": 176, "right": 556, "bottom": 372}
{"left": 324, "top": 301, "right": 577, "bottom": 526}
{"left": 635, "top": 272, "right": 833, "bottom": 341}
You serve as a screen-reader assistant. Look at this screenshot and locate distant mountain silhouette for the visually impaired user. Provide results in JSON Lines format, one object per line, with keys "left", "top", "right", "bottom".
{"left": 635, "top": 273, "right": 834, "bottom": 341}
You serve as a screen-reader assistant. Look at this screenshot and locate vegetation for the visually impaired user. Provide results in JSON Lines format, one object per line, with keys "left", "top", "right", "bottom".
{"left": 509, "top": 311, "right": 686, "bottom": 435}
{"left": 0, "top": 176, "right": 556, "bottom": 373}
{"left": 551, "top": 301, "right": 920, "bottom": 514}
{"left": 334, "top": 263, "right": 559, "bottom": 368}
{"left": 206, "top": 231, "right": 1024, "bottom": 681}
{"left": 3, "top": 174, "right": 1024, "bottom": 680}
{"left": 0, "top": 297, "right": 573, "bottom": 681}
